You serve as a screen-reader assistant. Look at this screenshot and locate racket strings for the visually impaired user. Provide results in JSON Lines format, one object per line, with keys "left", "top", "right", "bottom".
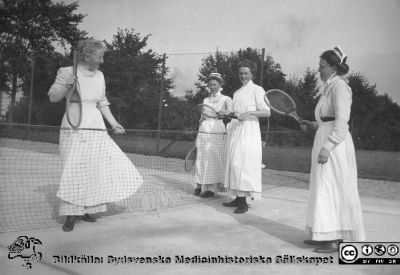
{"left": 66, "top": 49, "right": 83, "bottom": 129}
{"left": 185, "top": 148, "right": 197, "bottom": 171}
{"left": 268, "top": 92, "right": 296, "bottom": 114}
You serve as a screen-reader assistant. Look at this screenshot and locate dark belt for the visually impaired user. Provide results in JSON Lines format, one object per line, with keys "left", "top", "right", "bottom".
{"left": 320, "top": 116, "right": 335, "bottom": 122}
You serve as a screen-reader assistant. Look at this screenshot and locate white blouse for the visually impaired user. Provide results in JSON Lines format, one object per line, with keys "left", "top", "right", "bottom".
{"left": 316, "top": 75, "right": 352, "bottom": 151}
{"left": 232, "top": 80, "right": 269, "bottom": 116}
{"left": 48, "top": 66, "right": 110, "bottom": 109}
{"left": 203, "top": 90, "right": 233, "bottom": 116}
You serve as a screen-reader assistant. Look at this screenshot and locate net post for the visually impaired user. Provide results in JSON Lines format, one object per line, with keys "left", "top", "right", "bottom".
{"left": 259, "top": 48, "right": 266, "bottom": 147}
{"left": 28, "top": 55, "right": 36, "bottom": 126}
{"left": 156, "top": 53, "right": 167, "bottom": 153}
{"left": 259, "top": 48, "right": 265, "bottom": 87}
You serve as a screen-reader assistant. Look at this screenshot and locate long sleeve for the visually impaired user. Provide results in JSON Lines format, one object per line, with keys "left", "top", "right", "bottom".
{"left": 323, "top": 81, "right": 352, "bottom": 151}
{"left": 255, "top": 86, "right": 269, "bottom": 112}
{"left": 48, "top": 67, "right": 73, "bottom": 102}
{"left": 96, "top": 72, "right": 110, "bottom": 109}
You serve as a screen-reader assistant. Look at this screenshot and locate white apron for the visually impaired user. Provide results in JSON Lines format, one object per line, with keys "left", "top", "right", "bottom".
{"left": 50, "top": 67, "right": 143, "bottom": 209}
{"left": 305, "top": 76, "right": 365, "bottom": 241}
{"left": 224, "top": 81, "right": 269, "bottom": 200}
{"left": 195, "top": 92, "right": 231, "bottom": 191}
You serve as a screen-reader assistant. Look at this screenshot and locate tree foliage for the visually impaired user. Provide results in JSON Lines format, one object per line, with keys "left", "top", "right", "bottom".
{"left": 190, "top": 48, "right": 287, "bottom": 131}
{"left": 102, "top": 28, "right": 173, "bottom": 129}
{"left": 348, "top": 73, "right": 400, "bottom": 150}
{"left": 0, "top": 0, "right": 86, "bottom": 122}
{"left": 294, "top": 68, "right": 319, "bottom": 121}
{"left": 1, "top": 2, "right": 399, "bottom": 150}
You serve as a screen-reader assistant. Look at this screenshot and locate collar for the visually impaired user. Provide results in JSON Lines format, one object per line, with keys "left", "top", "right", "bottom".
{"left": 241, "top": 79, "right": 254, "bottom": 87}
{"left": 324, "top": 73, "right": 339, "bottom": 86}
{"left": 209, "top": 88, "right": 223, "bottom": 102}
{"left": 77, "top": 65, "right": 98, "bottom": 77}
{"left": 320, "top": 74, "right": 342, "bottom": 97}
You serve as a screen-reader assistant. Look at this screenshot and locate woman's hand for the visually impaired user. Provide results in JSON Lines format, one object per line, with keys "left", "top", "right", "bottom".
{"left": 70, "top": 93, "right": 80, "bottom": 102}
{"left": 63, "top": 74, "right": 77, "bottom": 95}
{"left": 217, "top": 110, "right": 228, "bottom": 117}
{"left": 49, "top": 73, "right": 77, "bottom": 103}
{"left": 111, "top": 122, "right": 125, "bottom": 134}
{"left": 318, "top": 148, "right": 330, "bottom": 164}
{"left": 237, "top": 112, "right": 254, "bottom": 121}
{"left": 300, "top": 120, "right": 316, "bottom": 132}
{"left": 217, "top": 110, "right": 235, "bottom": 118}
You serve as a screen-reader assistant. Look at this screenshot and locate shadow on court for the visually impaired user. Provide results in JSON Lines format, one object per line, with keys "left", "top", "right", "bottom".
{"left": 34, "top": 184, "right": 62, "bottom": 224}
{"left": 1, "top": 185, "right": 399, "bottom": 275}
{"left": 26, "top": 171, "right": 201, "bottom": 227}
{"left": 211, "top": 202, "right": 306, "bottom": 249}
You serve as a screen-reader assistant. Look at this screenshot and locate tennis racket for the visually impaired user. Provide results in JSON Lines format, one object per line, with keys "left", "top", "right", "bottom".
{"left": 198, "top": 104, "right": 237, "bottom": 119}
{"left": 264, "top": 89, "right": 303, "bottom": 123}
{"left": 184, "top": 147, "right": 197, "bottom": 171}
{"left": 65, "top": 49, "right": 82, "bottom": 129}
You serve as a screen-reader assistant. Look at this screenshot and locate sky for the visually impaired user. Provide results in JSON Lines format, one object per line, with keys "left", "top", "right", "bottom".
{"left": 59, "top": 0, "right": 400, "bottom": 102}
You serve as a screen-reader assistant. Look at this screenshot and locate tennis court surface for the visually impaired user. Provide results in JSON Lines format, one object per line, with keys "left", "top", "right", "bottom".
{"left": 1, "top": 125, "right": 399, "bottom": 274}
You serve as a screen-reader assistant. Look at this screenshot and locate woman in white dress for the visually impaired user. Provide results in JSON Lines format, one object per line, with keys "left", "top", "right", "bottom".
{"left": 223, "top": 60, "right": 270, "bottom": 214}
{"left": 195, "top": 73, "right": 232, "bottom": 198}
{"left": 48, "top": 39, "right": 143, "bottom": 232}
{"left": 300, "top": 47, "right": 365, "bottom": 253}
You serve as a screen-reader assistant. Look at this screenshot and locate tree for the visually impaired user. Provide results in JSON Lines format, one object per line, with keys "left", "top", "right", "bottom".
{"left": 294, "top": 68, "right": 320, "bottom": 121}
{"left": 197, "top": 48, "right": 286, "bottom": 98}
{"left": 102, "top": 28, "right": 173, "bottom": 129}
{"left": 194, "top": 48, "right": 287, "bottom": 131}
{"left": 13, "top": 51, "right": 70, "bottom": 125}
{"left": 162, "top": 94, "right": 199, "bottom": 131}
{"left": 368, "top": 94, "right": 400, "bottom": 150}
{"left": 0, "top": 0, "right": 86, "bottom": 122}
{"left": 347, "top": 72, "right": 400, "bottom": 150}
{"left": 348, "top": 73, "right": 379, "bottom": 146}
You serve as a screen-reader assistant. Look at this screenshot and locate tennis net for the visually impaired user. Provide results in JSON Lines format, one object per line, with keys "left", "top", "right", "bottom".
{"left": 0, "top": 123, "right": 204, "bottom": 232}
{"left": 0, "top": 123, "right": 317, "bottom": 233}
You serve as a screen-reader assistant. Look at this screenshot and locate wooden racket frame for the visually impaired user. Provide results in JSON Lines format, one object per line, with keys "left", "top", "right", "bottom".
{"left": 264, "top": 89, "right": 303, "bottom": 123}
{"left": 66, "top": 49, "right": 82, "bottom": 129}
{"left": 184, "top": 146, "right": 197, "bottom": 171}
{"left": 198, "top": 103, "right": 237, "bottom": 120}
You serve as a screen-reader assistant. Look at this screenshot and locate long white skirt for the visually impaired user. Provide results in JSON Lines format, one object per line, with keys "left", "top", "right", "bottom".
{"left": 195, "top": 119, "right": 226, "bottom": 192}
{"left": 224, "top": 118, "right": 262, "bottom": 200}
{"left": 57, "top": 104, "right": 143, "bottom": 215}
{"left": 306, "top": 121, "right": 365, "bottom": 241}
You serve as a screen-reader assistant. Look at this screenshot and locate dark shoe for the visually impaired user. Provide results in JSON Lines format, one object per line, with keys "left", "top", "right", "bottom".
{"left": 234, "top": 197, "right": 248, "bottom": 214}
{"left": 305, "top": 239, "right": 342, "bottom": 246}
{"left": 222, "top": 196, "right": 239, "bottom": 207}
{"left": 200, "top": 191, "right": 214, "bottom": 198}
{"left": 303, "top": 240, "right": 329, "bottom": 246}
{"left": 194, "top": 188, "right": 201, "bottom": 196}
{"left": 62, "top": 215, "right": 77, "bottom": 232}
{"left": 314, "top": 241, "right": 340, "bottom": 253}
{"left": 79, "top": 214, "right": 97, "bottom": 222}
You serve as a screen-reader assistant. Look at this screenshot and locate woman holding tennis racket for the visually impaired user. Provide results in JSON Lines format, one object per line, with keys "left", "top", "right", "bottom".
{"left": 300, "top": 47, "right": 365, "bottom": 252}
{"left": 48, "top": 39, "right": 143, "bottom": 232}
{"left": 194, "top": 73, "right": 232, "bottom": 198}
{"left": 223, "top": 59, "right": 270, "bottom": 214}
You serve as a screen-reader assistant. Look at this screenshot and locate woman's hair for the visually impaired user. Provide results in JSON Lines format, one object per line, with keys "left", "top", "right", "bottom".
{"left": 206, "top": 72, "right": 224, "bottom": 85}
{"left": 320, "top": 47, "right": 349, "bottom": 75}
{"left": 237, "top": 59, "right": 257, "bottom": 75}
{"left": 76, "top": 39, "right": 105, "bottom": 61}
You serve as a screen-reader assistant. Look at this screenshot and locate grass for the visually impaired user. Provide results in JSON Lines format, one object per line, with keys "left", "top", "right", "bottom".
{"left": 102, "top": 135, "right": 400, "bottom": 182}
{"left": 1, "top": 124, "right": 399, "bottom": 182}
{"left": 263, "top": 145, "right": 400, "bottom": 182}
